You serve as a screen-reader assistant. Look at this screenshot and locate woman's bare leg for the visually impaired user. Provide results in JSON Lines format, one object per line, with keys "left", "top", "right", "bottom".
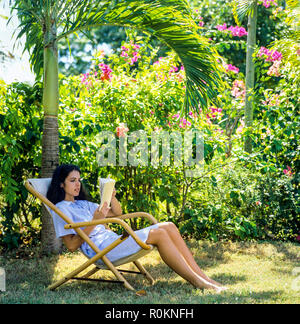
{"left": 158, "top": 222, "right": 225, "bottom": 288}
{"left": 146, "top": 227, "right": 222, "bottom": 291}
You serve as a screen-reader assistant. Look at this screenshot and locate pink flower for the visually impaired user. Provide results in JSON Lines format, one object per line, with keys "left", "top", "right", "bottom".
{"left": 258, "top": 47, "right": 282, "bottom": 77}
{"left": 99, "top": 63, "right": 112, "bottom": 81}
{"left": 226, "top": 64, "right": 239, "bottom": 73}
{"left": 129, "top": 56, "right": 139, "bottom": 65}
{"left": 207, "top": 107, "right": 222, "bottom": 119}
{"left": 169, "top": 66, "right": 179, "bottom": 73}
{"left": 217, "top": 24, "right": 247, "bottom": 37}
{"left": 228, "top": 25, "right": 248, "bottom": 37}
{"left": 121, "top": 46, "right": 129, "bottom": 51}
{"left": 231, "top": 80, "right": 246, "bottom": 99}
{"left": 121, "top": 51, "right": 128, "bottom": 57}
{"left": 197, "top": 16, "right": 204, "bottom": 26}
{"left": 216, "top": 23, "right": 227, "bottom": 31}
{"left": 179, "top": 118, "right": 191, "bottom": 128}
{"left": 236, "top": 119, "right": 245, "bottom": 133}
{"left": 267, "top": 60, "right": 281, "bottom": 77}
{"left": 120, "top": 43, "right": 141, "bottom": 65}
{"left": 283, "top": 166, "right": 293, "bottom": 177}
{"left": 206, "top": 114, "right": 212, "bottom": 124}
{"left": 81, "top": 75, "right": 86, "bottom": 83}
{"left": 258, "top": 0, "right": 278, "bottom": 8}
{"left": 271, "top": 50, "right": 282, "bottom": 62}
{"left": 256, "top": 201, "right": 262, "bottom": 206}
{"left": 116, "top": 123, "right": 129, "bottom": 138}
{"left": 258, "top": 47, "right": 269, "bottom": 57}
{"left": 258, "top": 47, "right": 282, "bottom": 63}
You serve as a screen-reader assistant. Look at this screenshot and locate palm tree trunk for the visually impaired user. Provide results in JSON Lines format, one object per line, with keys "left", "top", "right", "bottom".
{"left": 244, "top": 0, "right": 258, "bottom": 153}
{"left": 41, "top": 28, "right": 61, "bottom": 254}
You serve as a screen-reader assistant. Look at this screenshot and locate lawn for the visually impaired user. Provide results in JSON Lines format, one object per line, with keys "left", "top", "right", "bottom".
{"left": 1, "top": 240, "right": 299, "bottom": 304}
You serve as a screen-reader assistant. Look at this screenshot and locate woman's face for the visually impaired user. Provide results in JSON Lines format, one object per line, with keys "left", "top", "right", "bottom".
{"left": 61, "top": 170, "right": 81, "bottom": 201}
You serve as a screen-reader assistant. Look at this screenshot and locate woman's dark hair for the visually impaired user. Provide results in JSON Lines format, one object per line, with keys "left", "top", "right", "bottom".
{"left": 47, "top": 164, "right": 88, "bottom": 204}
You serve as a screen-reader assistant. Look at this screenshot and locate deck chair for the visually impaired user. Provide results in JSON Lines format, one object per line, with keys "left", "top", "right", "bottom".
{"left": 25, "top": 178, "right": 158, "bottom": 292}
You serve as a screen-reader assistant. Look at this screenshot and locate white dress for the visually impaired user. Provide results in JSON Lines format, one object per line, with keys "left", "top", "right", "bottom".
{"left": 51, "top": 200, "right": 158, "bottom": 263}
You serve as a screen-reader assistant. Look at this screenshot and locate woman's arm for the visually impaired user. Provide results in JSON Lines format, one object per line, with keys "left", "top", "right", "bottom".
{"left": 106, "top": 189, "right": 123, "bottom": 217}
{"left": 63, "top": 202, "right": 110, "bottom": 252}
{"left": 62, "top": 225, "right": 94, "bottom": 253}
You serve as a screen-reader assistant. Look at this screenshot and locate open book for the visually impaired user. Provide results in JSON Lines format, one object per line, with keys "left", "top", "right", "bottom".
{"left": 99, "top": 177, "right": 116, "bottom": 210}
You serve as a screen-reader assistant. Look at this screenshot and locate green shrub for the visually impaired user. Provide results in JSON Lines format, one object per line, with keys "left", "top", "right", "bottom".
{"left": 179, "top": 160, "right": 299, "bottom": 242}
{"left": 253, "top": 173, "right": 299, "bottom": 241}
{"left": 0, "top": 81, "right": 43, "bottom": 249}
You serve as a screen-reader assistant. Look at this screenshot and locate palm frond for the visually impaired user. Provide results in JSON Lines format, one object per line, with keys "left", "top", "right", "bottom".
{"left": 57, "top": 0, "right": 224, "bottom": 112}
{"left": 277, "top": 29, "right": 300, "bottom": 42}
{"left": 11, "top": 1, "right": 47, "bottom": 79}
{"left": 286, "top": 0, "right": 299, "bottom": 10}
{"left": 285, "top": 0, "right": 300, "bottom": 27}
{"left": 12, "top": 0, "right": 225, "bottom": 112}
{"left": 232, "top": 0, "right": 256, "bottom": 25}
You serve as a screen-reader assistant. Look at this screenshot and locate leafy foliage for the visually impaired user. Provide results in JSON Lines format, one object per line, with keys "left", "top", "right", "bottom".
{"left": 1, "top": 0, "right": 299, "bottom": 250}
{"left": 11, "top": 0, "right": 225, "bottom": 113}
{"left": 0, "top": 81, "right": 43, "bottom": 249}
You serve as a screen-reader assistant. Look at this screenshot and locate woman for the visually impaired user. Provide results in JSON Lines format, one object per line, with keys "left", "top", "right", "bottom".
{"left": 47, "top": 164, "right": 227, "bottom": 293}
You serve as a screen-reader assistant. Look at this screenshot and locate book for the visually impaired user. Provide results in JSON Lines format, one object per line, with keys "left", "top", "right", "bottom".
{"left": 99, "top": 177, "right": 116, "bottom": 210}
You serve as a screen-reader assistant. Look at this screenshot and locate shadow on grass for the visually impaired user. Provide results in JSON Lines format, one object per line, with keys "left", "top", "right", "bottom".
{"left": 199, "top": 288, "right": 286, "bottom": 304}
{"left": 1, "top": 240, "right": 297, "bottom": 304}
{"left": 272, "top": 242, "right": 300, "bottom": 263}
{"left": 0, "top": 255, "right": 285, "bottom": 304}
{"left": 210, "top": 273, "right": 247, "bottom": 285}
{"left": 0, "top": 251, "right": 60, "bottom": 303}
{"left": 48, "top": 275, "right": 284, "bottom": 305}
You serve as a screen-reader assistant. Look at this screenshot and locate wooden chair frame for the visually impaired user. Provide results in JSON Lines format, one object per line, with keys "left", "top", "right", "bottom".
{"left": 25, "top": 179, "right": 158, "bottom": 292}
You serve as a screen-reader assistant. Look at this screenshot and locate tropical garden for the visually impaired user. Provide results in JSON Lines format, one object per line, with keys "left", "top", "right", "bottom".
{"left": 0, "top": 0, "right": 299, "bottom": 304}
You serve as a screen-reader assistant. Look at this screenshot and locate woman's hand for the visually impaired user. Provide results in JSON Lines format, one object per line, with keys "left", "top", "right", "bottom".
{"left": 64, "top": 202, "right": 110, "bottom": 252}
{"left": 108, "top": 189, "right": 123, "bottom": 216}
{"left": 93, "top": 202, "right": 110, "bottom": 220}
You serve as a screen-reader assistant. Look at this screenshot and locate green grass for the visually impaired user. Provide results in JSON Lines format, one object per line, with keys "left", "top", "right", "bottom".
{"left": 1, "top": 240, "right": 299, "bottom": 304}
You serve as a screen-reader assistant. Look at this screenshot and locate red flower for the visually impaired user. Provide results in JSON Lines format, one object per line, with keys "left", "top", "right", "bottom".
{"left": 283, "top": 166, "right": 293, "bottom": 177}
{"left": 116, "top": 123, "right": 129, "bottom": 138}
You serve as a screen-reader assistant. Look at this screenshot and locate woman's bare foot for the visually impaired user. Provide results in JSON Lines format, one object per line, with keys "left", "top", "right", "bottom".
{"left": 214, "top": 286, "right": 228, "bottom": 294}
{"left": 196, "top": 272, "right": 224, "bottom": 288}
{"left": 200, "top": 281, "right": 228, "bottom": 294}
{"left": 194, "top": 278, "right": 226, "bottom": 293}
{"left": 209, "top": 278, "right": 225, "bottom": 288}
